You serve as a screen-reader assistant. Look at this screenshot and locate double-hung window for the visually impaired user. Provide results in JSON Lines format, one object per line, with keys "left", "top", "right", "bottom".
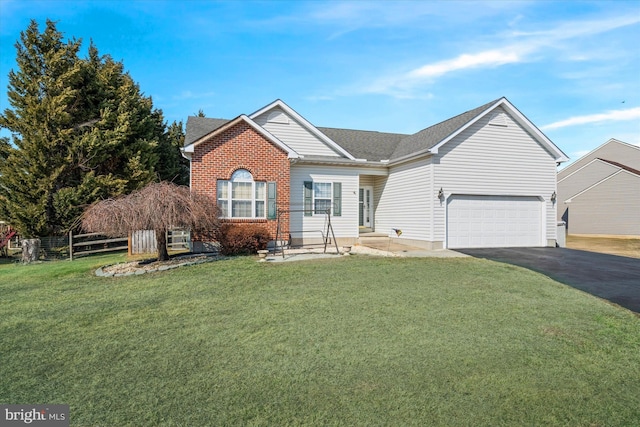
{"left": 217, "top": 169, "right": 267, "bottom": 218}
{"left": 304, "top": 181, "right": 342, "bottom": 216}
{"left": 313, "top": 183, "right": 332, "bottom": 214}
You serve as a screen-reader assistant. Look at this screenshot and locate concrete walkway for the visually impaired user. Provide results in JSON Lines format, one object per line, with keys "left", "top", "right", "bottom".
{"left": 355, "top": 240, "right": 468, "bottom": 258}
{"left": 261, "top": 242, "right": 467, "bottom": 263}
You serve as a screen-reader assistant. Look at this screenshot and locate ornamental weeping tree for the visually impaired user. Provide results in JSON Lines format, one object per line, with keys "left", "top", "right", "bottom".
{"left": 82, "top": 182, "right": 220, "bottom": 261}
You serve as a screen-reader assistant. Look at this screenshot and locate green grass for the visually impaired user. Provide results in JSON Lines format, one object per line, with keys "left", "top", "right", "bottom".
{"left": 1, "top": 254, "right": 639, "bottom": 426}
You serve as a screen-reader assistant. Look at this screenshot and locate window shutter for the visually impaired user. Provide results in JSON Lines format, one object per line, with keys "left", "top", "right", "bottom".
{"left": 267, "top": 182, "right": 277, "bottom": 219}
{"left": 333, "top": 182, "right": 342, "bottom": 216}
{"left": 304, "top": 181, "right": 313, "bottom": 216}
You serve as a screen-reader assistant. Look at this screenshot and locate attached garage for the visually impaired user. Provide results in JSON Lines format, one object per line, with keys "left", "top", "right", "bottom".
{"left": 447, "top": 195, "right": 543, "bottom": 248}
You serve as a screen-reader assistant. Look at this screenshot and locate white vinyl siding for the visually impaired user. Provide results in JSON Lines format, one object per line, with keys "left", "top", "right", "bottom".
{"left": 556, "top": 160, "right": 619, "bottom": 221}
{"left": 290, "top": 165, "right": 360, "bottom": 240}
{"left": 558, "top": 160, "right": 619, "bottom": 200}
{"left": 358, "top": 175, "right": 375, "bottom": 187}
{"left": 566, "top": 171, "right": 640, "bottom": 236}
{"left": 433, "top": 107, "right": 556, "bottom": 246}
{"left": 254, "top": 108, "right": 342, "bottom": 157}
{"left": 558, "top": 139, "right": 640, "bottom": 181}
{"left": 374, "top": 157, "right": 433, "bottom": 241}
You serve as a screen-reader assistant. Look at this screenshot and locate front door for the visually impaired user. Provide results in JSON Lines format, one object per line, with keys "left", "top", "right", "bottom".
{"left": 359, "top": 186, "right": 373, "bottom": 228}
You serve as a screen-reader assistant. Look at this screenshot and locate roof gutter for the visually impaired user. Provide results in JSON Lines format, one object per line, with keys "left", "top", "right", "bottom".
{"left": 385, "top": 149, "right": 434, "bottom": 166}
{"left": 293, "top": 157, "right": 390, "bottom": 169}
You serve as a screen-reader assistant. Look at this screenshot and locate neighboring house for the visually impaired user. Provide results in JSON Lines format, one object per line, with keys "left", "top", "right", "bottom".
{"left": 182, "top": 97, "right": 568, "bottom": 250}
{"left": 557, "top": 139, "right": 640, "bottom": 236}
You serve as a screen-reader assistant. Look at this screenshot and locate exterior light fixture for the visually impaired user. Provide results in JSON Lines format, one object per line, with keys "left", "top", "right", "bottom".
{"left": 551, "top": 191, "right": 557, "bottom": 202}
{"left": 438, "top": 188, "right": 444, "bottom": 199}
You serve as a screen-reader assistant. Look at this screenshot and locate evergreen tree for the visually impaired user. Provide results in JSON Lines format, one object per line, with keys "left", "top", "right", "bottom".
{"left": 0, "top": 137, "right": 9, "bottom": 220}
{"left": 156, "top": 120, "right": 189, "bottom": 186}
{"left": 0, "top": 20, "right": 163, "bottom": 237}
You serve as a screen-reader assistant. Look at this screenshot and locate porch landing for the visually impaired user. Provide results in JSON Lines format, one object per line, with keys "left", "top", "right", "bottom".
{"left": 357, "top": 230, "right": 467, "bottom": 258}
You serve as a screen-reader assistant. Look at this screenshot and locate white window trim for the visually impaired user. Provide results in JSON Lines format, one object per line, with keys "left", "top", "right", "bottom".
{"left": 313, "top": 182, "right": 333, "bottom": 215}
{"left": 304, "top": 181, "right": 341, "bottom": 217}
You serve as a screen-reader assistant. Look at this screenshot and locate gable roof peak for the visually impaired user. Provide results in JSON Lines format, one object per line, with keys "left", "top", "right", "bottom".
{"left": 603, "top": 138, "right": 639, "bottom": 149}
{"left": 389, "top": 97, "right": 567, "bottom": 163}
{"left": 182, "top": 114, "right": 299, "bottom": 159}
{"left": 389, "top": 98, "right": 503, "bottom": 161}
{"left": 250, "top": 99, "right": 357, "bottom": 160}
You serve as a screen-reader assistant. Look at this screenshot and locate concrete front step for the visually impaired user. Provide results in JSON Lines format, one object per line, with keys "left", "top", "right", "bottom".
{"left": 357, "top": 234, "right": 392, "bottom": 247}
{"left": 358, "top": 232, "right": 389, "bottom": 238}
{"left": 358, "top": 237, "right": 390, "bottom": 243}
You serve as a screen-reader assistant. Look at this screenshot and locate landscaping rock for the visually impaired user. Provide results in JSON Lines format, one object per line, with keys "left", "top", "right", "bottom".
{"left": 95, "top": 253, "right": 220, "bottom": 277}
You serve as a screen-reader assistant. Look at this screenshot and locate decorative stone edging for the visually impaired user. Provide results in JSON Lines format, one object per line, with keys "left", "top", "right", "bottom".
{"left": 95, "top": 254, "right": 220, "bottom": 277}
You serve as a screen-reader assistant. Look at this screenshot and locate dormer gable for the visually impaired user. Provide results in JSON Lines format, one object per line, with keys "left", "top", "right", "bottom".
{"left": 250, "top": 100, "right": 356, "bottom": 160}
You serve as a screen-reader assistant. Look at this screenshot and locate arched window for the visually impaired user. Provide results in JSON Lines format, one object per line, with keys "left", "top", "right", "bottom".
{"left": 231, "top": 169, "right": 253, "bottom": 181}
{"left": 217, "top": 169, "right": 266, "bottom": 218}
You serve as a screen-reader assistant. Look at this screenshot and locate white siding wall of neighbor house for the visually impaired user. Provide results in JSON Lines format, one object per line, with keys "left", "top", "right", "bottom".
{"left": 254, "top": 108, "right": 341, "bottom": 158}
{"left": 566, "top": 171, "right": 640, "bottom": 236}
{"left": 433, "top": 107, "right": 557, "bottom": 247}
{"left": 374, "top": 157, "right": 433, "bottom": 245}
{"left": 558, "top": 139, "right": 640, "bottom": 180}
{"left": 557, "top": 160, "right": 620, "bottom": 221}
{"left": 289, "top": 165, "right": 360, "bottom": 244}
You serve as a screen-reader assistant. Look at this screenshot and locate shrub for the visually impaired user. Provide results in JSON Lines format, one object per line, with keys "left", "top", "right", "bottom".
{"left": 218, "top": 224, "right": 271, "bottom": 256}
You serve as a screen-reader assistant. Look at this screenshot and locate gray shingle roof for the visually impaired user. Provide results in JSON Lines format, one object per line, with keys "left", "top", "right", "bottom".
{"left": 390, "top": 98, "right": 500, "bottom": 160}
{"left": 183, "top": 98, "right": 502, "bottom": 161}
{"left": 317, "top": 127, "right": 408, "bottom": 161}
{"left": 185, "top": 116, "right": 230, "bottom": 146}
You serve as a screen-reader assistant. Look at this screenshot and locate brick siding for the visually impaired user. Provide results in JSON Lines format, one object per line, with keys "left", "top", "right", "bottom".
{"left": 191, "top": 120, "right": 290, "bottom": 239}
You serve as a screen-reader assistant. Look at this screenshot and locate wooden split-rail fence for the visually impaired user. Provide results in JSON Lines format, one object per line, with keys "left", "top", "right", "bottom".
{"left": 68, "top": 229, "right": 191, "bottom": 260}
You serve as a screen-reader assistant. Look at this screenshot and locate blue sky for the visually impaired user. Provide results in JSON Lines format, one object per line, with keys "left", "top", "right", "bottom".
{"left": 1, "top": 0, "right": 639, "bottom": 167}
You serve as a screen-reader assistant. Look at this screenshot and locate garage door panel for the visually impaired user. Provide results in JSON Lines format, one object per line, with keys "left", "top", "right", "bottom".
{"left": 447, "top": 195, "right": 542, "bottom": 249}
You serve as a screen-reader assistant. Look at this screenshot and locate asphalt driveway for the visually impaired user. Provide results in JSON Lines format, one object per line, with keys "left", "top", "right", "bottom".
{"left": 457, "top": 247, "right": 640, "bottom": 313}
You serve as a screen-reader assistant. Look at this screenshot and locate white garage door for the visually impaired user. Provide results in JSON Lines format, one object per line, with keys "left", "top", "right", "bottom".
{"left": 447, "top": 195, "right": 542, "bottom": 248}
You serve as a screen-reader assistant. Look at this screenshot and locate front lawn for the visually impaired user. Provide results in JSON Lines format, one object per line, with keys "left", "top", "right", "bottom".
{"left": 1, "top": 254, "right": 638, "bottom": 426}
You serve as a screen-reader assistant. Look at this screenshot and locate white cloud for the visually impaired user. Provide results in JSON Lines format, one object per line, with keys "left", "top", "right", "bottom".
{"left": 541, "top": 107, "right": 640, "bottom": 130}
{"left": 173, "top": 91, "right": 217, "bottom": 100}
{"left": 362, "top": 46, "right": 527, "bottom": 97}
{"left": 360, "top": 47, "right": 522, "bottom": 98}
{"left": 509, "top": 14, "right": 640, "bottom": 41}
{"left": 407, "top": 49, "right": 522, "bottom": 79}
{"left": 360, "top": 13, "right": 640, "bottom": 98}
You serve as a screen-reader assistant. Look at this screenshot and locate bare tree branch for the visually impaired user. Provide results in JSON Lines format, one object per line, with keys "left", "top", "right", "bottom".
{"left": 82, "top": 182, "right": 220, "bottom": 260}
